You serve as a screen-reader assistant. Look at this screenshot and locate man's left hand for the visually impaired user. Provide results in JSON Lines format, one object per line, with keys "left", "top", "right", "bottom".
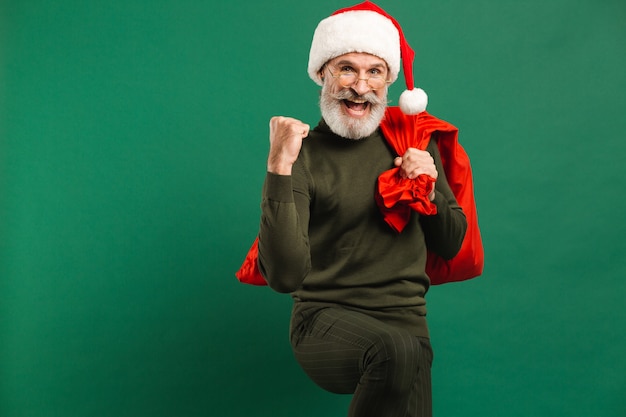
{"left": 394, "top": 148, "right": 438, "bottom": 201}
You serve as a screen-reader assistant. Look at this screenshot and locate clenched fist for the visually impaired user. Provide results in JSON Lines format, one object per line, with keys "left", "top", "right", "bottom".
{"left": 267, "top": 116, "right": 310, "bottom": 175}
{"left": 394, "top": 147, "right": 438, "bottom": 201}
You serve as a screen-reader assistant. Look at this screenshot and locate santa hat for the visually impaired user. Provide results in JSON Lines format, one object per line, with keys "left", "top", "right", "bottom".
{"left": 308, "top": 1, "right": 428, "bottom": 115}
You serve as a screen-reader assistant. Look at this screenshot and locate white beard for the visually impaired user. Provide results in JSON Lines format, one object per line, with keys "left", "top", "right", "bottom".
{"left": 319, "top": 83, "right": 387, "bottom": 140}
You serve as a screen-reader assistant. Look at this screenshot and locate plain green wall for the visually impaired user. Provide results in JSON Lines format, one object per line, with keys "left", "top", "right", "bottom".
{"left": 2, "top": 1, "right": 625, "bottom": 416}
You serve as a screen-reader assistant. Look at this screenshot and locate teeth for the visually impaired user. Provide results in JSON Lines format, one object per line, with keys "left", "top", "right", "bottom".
{"left": 348, "top": 98, "right": 367, "bottom": 104}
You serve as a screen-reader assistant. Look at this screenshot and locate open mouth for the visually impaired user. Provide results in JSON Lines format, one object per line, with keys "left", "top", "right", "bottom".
{"left": 343, "top": 98, "right": 370, "bottom": 117}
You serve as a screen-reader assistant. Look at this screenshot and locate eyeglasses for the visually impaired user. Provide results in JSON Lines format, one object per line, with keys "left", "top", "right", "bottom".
{"left": 325, "top": 66, "right": 391, "bottom": 90}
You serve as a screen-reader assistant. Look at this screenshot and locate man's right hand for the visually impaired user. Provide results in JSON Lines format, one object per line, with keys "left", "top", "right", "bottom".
{"left": 267, "top": 116, "right": 310, "bottom": 175}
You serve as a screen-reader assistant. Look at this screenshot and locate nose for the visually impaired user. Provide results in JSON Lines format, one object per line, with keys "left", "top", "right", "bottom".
{"left": 352, "top": 78, "right": 372, "bottom": 96}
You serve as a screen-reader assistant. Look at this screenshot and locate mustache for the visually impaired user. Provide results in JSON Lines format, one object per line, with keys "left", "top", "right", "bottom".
{"left": 331, "top": 88, "right": 386, "bottom": 106}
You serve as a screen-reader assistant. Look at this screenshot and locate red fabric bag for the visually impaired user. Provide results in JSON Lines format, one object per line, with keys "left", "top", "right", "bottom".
{"left": 235, "top": 236, "right": 266, "bottom": 285}
{"left": 235, "top": 107, "right": 483, "bottom": 286}
{"left": 378, "top": 108, "right": 484, "bottom": 284}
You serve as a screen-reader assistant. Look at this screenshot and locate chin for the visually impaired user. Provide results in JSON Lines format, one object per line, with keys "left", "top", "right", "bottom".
{"left": 321, "top": 98, "right": 386, "bottom": 140}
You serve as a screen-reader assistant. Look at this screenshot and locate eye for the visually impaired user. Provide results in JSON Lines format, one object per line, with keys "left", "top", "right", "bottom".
{"left": 339, "top": 65, "right": 356, "bottom": 73}
{"left": 368, "top": 68, "right": 383, "bottom": 76}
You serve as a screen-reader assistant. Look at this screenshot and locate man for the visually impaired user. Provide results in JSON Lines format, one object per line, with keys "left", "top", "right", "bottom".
{"left": 256, "top": 2, "right": 468, "bottom": 416}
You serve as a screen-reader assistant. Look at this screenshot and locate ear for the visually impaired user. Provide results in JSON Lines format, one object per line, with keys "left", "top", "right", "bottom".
{"left": 319, "top": 65, "right": 328, "bottom": 83}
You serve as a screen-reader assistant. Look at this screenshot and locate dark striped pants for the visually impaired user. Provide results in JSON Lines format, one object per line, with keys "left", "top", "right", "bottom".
{"left": 290, "top": 306, "right": 433, "bottom": 417}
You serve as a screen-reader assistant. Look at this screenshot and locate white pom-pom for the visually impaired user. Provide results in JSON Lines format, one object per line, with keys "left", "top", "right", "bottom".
{"left": 399, "top": 88, "right": 428, "bottom": 115}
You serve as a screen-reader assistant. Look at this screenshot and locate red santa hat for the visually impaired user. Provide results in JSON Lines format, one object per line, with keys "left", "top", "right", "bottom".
{"left": 308, "top": 1, "right": 428, "bottom": 115}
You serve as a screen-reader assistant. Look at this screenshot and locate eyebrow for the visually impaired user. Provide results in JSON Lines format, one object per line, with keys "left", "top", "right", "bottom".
{"left": 332, "top": 59, "right": 387, "bottom": 70}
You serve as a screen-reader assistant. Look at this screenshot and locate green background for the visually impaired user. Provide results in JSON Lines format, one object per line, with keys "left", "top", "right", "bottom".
{"left": 2, "top": 1, "right": 625, "bottom": 416}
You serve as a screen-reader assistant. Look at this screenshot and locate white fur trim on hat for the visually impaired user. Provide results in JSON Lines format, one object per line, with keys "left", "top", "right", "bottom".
{"left": 308, "top": 10, "right": 400, "bottom": 85}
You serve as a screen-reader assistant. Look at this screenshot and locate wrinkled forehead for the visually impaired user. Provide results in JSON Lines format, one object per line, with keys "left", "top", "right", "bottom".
{"left": 326, "top": 52, "right": 390, "bottom": 70}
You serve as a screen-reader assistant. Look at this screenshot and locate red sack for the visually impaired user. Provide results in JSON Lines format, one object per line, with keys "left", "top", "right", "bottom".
{"left": 235, "top": 237, "right": 266, "bottom": 285}
{"left": 235, "top": 107, "right": 483, "bottom": 286}
{"left": 376, "top": 108, "right": 439, "bottom": 232}
{"left": 379, "top": 108, "right": 484, "bottom": 284}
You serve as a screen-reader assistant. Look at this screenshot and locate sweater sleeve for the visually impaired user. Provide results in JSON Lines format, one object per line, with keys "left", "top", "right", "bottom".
{"left": 257, "top": 170, "right": 311, "bottom": 293}
{"left": 419, "top": 139, "right": 468, "bottom": 260}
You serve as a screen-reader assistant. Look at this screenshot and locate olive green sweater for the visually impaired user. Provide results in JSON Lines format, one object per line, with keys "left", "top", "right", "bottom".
{"left": 258, "top": 119, "right": 467, "bottom": 337}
